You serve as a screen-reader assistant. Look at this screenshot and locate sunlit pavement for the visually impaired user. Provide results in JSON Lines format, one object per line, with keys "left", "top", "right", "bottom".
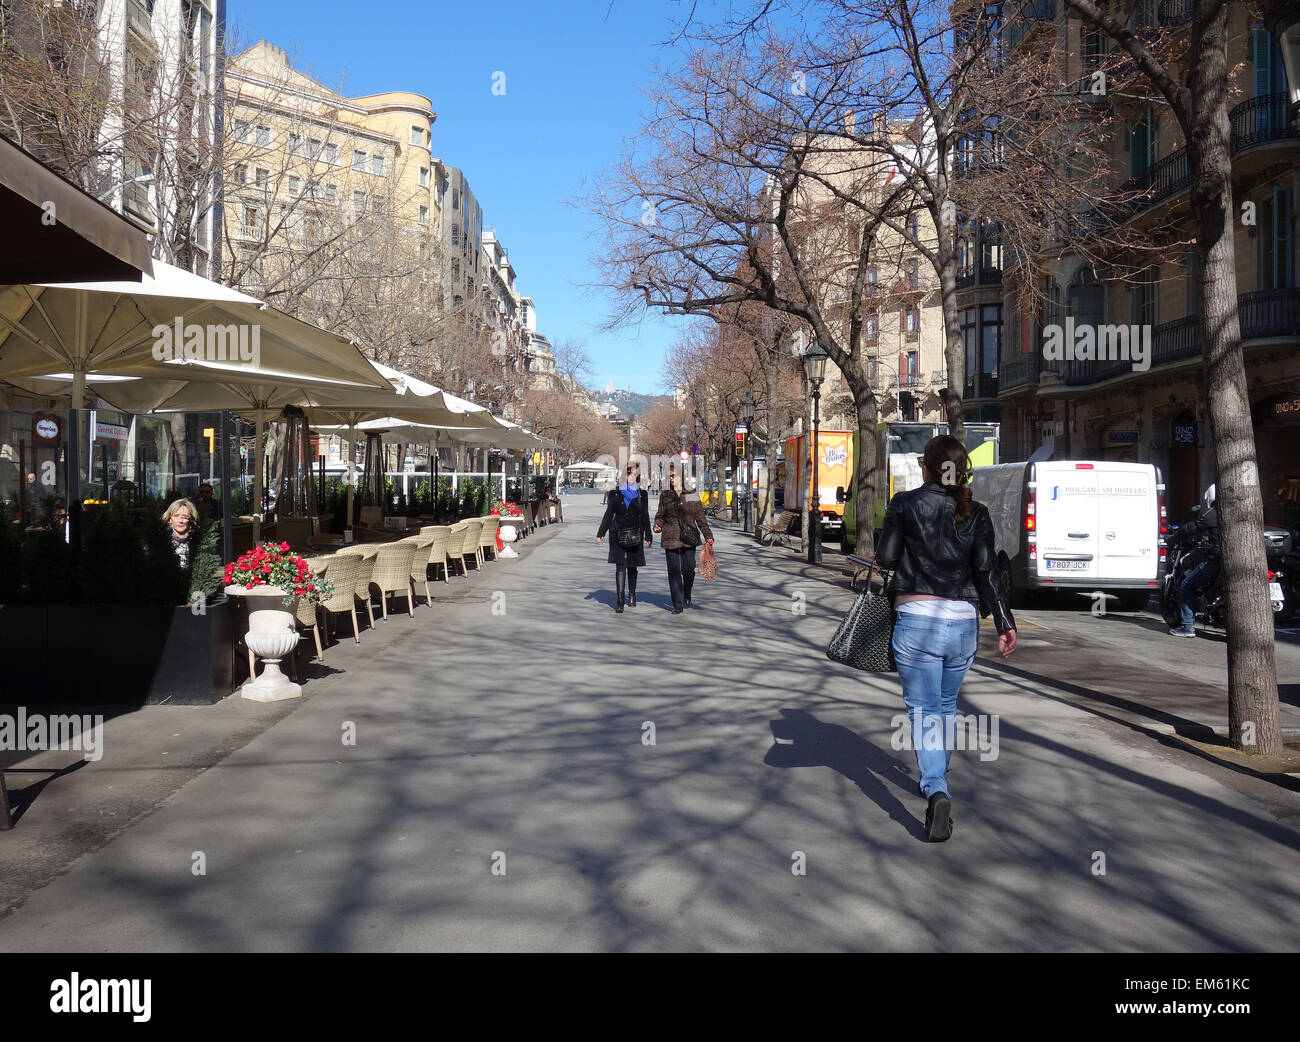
{"left": 2, "top": 494, "right": 1298, "bottom": 952}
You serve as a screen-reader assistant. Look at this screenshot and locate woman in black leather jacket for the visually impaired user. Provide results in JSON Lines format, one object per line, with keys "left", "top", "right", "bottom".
{"left": 874, "top": 435, "right": 1017, "bottom": 842}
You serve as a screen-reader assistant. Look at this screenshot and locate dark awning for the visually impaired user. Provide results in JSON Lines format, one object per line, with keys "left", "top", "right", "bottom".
{"left": 0, "top": 134, "right": 153, "bottom": 284}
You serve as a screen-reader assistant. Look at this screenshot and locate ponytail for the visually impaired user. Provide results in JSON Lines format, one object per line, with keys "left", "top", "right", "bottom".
{"left": 923, "top": 435, "right": 973, "bottom": 522}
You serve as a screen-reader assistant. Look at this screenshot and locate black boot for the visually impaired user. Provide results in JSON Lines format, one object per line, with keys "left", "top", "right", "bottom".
{"left": 925, "top": 792, "right": 953, "bottom": 842}
{"left": 627, "top": 568, "right": 638, "bottom": 607}
{"left": 615, "top": 567, "right": 626, "bottom": 613}
{"left": 683, "top": 574, "right": 694, "bottom": 607}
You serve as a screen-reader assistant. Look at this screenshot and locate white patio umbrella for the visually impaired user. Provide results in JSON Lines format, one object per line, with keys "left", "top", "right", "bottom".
{"left": 0, "top": 260, "right": 390, "bottom": 538}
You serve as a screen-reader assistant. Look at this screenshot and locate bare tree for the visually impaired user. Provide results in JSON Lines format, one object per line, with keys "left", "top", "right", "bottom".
{"left": 1055, "top": 0, "right": 1280, "bottom": 755}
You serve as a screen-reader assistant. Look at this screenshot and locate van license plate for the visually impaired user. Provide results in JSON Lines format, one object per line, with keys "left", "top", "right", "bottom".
{"left": 1270, "top": 581, "right": 1283, "bottom": 600}
{"left": 1045, "top": 559, "right": 1089, "bottom": 571}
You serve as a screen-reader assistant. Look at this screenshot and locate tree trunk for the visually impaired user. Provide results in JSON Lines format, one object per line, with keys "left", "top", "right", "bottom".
{"left": 939, "top": 253, "right": 966, "bottom": 445}
{"left": 759, "top": 358, "right": 781, "bottom": 532}
{"left": 1190, "top": 8, "right": 1281, "bottom": 755}
{"left": 849, "top": 377, "right": 880, "bottom": 557}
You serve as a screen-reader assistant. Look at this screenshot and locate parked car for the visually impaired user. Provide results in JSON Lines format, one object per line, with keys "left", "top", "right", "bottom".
{"left": 970, "top": 459, "right": 1166, "bottom": 610}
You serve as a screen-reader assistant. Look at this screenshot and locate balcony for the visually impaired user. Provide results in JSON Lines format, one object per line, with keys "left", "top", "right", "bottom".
{"left": 1229, "top": 93, "right": 1300, "bottom": 153}
{"left": 126, "top": 0, "right": 156, "bottom": 44}
{"left": 998, "top": 352, "right": 1042, "bottom": 393}
{"left": 1059, "top": 289, "right": 1300, "bottom": 386}
{"left": 899, "top": 372, "right": 926, "bottom": 391}
{"left": 1155, "top": 0, "right": 1193, "bottom": 28}
{"left": 956, "top": 265, "right": 1004, "bottom": 291}
{"left": 1003, "top": 0, "right": 1056, "bottom": 52}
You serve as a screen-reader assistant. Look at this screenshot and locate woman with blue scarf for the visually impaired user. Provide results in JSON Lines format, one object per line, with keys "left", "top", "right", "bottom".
{"left": 596, "top": 464, "right": 652, "bottom": 613}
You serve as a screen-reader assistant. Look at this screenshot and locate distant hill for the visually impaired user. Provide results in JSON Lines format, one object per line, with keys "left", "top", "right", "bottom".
{"left": 592, "top": 388, "right": 672, "bottom": 419}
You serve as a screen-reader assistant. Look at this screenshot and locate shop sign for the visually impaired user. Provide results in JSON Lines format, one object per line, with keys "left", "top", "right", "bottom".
{"left": 95, "top": 421, "right": 128, "bottom": 441}
{"left": 1171, "top": 421, "right": 1198, "bottom": 446}
{"left": 1106, "top": 430, "right": 1139, "bottom": 445}
{"left": 1272, "top": 397, "right": 1300, "bottom": 420}
{"left": 32, "top": 412, "right": 61, "bottom": 443}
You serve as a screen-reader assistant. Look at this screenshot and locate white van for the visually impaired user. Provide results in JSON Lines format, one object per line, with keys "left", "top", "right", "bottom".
{"left": 970, "top": 460, "right": 1167, "bottom": 610}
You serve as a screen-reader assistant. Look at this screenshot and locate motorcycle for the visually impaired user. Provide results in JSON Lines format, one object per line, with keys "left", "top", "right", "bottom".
{"left": 1161, "top": 516, "right": 1286, "bottom": 629}
{"left": 1263, "top": 524, "right": 1300, "bottom": 624}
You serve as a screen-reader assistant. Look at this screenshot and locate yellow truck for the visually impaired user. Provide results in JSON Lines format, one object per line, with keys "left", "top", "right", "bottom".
{"left": 783, "top": 430, "right": 854, "bottom": 538}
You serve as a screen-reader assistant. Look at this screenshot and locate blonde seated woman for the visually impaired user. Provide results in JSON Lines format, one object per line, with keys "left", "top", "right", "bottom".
{"left": 162, "top": 498, "right": 199, "bottom": 571}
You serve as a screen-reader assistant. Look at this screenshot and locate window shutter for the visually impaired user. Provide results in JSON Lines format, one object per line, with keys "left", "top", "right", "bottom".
{"left": 1254, "top": 26, "right": 1271, "bottom": 98}
{"left": 1275, "top": 186, "right": 1294, "bottom": 289}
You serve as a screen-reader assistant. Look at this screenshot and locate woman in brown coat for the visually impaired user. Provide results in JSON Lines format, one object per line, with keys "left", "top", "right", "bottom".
{"left": 653, "top": 470, "right": 714, "bottom": 614}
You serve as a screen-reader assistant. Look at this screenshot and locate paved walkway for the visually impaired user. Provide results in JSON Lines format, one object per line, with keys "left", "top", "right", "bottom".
{"left": 2, "top": 497, "right": 1299, "bottom": 951}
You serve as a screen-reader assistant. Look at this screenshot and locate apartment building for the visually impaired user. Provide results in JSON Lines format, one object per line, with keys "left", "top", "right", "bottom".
{"left": 790, "top": 115, "right": 947, "bottom": 430}
{"left": 438, "top": 164, "right": 482, "bottom": 308}
{"left": 222, "top": 40, "right": 437, "bottom": 304}
{"left": 519, "top": 297, "right": 558, "bottom": 391}
{"left": 984, "top": 2, "right": 1298, "bottom": 523}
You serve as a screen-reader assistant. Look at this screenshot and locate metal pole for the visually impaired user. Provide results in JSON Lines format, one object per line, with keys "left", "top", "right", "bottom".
{"left": 808, "top": 383, "right": 823, "bottom": 565}
{"left": 220, "top": 410, "right": 232, "bottom": 563}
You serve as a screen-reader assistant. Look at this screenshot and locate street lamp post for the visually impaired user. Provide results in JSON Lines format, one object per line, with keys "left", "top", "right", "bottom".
{"left": 741, "top": 391, "right": 755, "bottom": 535}
{"left": 802, "top": 340, "right": 828, "bottom": 564}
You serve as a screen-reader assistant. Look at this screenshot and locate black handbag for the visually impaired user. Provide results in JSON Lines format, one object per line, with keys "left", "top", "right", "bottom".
{"left": 826, "top": 560, "right": 898, "bottom": 673}
{"left": 676, "top": 501, "right": 702, "bottom": 548}
{"left": 615, "top": 501, "right": 643, "bottom": 549}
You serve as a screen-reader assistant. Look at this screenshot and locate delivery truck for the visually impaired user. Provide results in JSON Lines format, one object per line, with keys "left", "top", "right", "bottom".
{"left": 783, "top": 430, "right": 854, "bottom": 537}
{"left": 837, "top": 421, "right": 1001, "bottom": 552}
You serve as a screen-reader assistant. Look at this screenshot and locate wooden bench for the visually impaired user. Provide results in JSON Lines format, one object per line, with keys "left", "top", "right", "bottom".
{"left": 758, "top": 510, "right": 800, "bottom": 547}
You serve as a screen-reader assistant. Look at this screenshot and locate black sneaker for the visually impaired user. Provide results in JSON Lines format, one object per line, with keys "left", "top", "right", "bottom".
{"left": 925, "top": 793, "right": 953, "bottom": 842}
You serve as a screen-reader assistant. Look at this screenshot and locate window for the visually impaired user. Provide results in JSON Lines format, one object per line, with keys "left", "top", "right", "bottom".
{"left": 1082, "top": 24, "right": 1103, "bottom": 68}
{"left": 370, "top": 195, "right": 383, "bottom": 212}
{"left": 352, "top": 190, "right": 366, "bottom": 212}
{"left": 907, "top": 212, "right": 919, "bottom": 240}
{"left": 451, "top": 188, "right": 459, "bottom": 209}
{"left": 418, "top": 204, "right": 429, "bottom": 225}
{"left": 307, "top": 138, "right": 322, "bottom": 160}
{"left": 242, "top": 204, "right": 262, "bottom": 233}
{"left": 324, "top": 142, "right": 338, "bottom": 165}
{"left": 352, "top": 150, "right": 367, "bottom": 171}
{"left": 866, "top": 313, "right": 879, "bottom": 340}
{"left": 419, "top": 166, "right": 430, "bottom": 188}
{"left": 410, "top": 125, "right": 423, "bottom": 146}
{"left": 325, "top": 183, "right": 338, "bottom": 205}
{"left": 963, "top": 307, "right": 977, "bottom": 380}
{"left": 255, "top": 125, "right": 271, "bottom": 146}
{"left": 452, "top": 258, "right": 460, "bottom": 279}
{"left": 906, "top": 305, "right": 920, "bottom": 334}
{"left": 234, "top": 121, "right": 250, "bottom": 143}
{"left": 287, "top": 175, "right": 300, "bottom": 196}
{"left": 232, "top": 163, "right": 247, "bottom": 184}
{"left": 254, "top": 167, "right": 270, "bottom": 188}
{"left": 451, "top": 225, "right": 460, "bottom": 246}
{"left": 371, "top": 153, "right": 386, "bottom": 176}
{"left": 981, "top": 304, "right": 1001, "bottom": 374}
{"left": 908, "top": 258, "right": 919, "bottom": 290}
{"left": 287, "top": 133, "right": 302, "bottom": 155}
{"left": 1262, "top": 186, "right": 1295, "bottom": 289}
{"left": 1128, "top": 108, "right": 1156, "bottom": 180}
{"left": 1133, "top": 267, "right": 1157, "bottom": 327}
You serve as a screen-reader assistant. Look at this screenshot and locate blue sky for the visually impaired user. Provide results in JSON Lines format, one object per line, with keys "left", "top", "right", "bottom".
{"left": 230, "top": 0, "right": 695, "bottom": 395}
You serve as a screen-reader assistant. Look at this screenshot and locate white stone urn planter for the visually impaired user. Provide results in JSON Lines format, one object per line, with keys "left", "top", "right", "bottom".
{"left": 225, "top": 585, "right": 302, "bottom": 702}
{"left": 497, "top": 519, "right": 521, "bottom": 559}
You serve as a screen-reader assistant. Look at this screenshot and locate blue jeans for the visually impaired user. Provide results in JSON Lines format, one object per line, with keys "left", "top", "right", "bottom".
{"left": 891, "top": 611, "right": 979, "bottom": 799}
{"left": 1179, "top": 558, "right": 1217, "bottom": 627}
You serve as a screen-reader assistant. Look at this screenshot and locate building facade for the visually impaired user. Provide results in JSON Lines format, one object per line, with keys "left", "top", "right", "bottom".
{"left": 986, "top": 3, "right": 1298, "bottom": 524}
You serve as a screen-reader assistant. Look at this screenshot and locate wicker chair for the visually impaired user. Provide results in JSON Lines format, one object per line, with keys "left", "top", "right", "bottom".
{"left": 459, "top": 517, "right": 484, "bottom": 571}
{"left": 478, "top": 517, "right": 500, "bottom": 562}
{"left": 294, "top": 556, "right": 331, "bottom": 659}
{"left": 406, "top": 529, "right": 438, "bottom": 605}
{"left": 445, "top": 521, "right": 470, "bottom": 576}
{"left": 335, "top": 545, "right": 380, "bottom": 629}
{"left": 426, "top": 525, "right": 452, "bottom": 583}
{"left": 316, "top": 552, "right": 365, "bottom": 647}
{"left": 371, "top": 540, "right": 418, "bottom": 619}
